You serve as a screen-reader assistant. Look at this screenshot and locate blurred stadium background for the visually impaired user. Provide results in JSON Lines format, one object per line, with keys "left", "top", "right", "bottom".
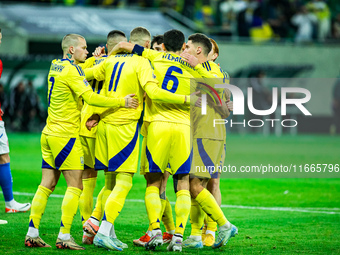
{"left": 1, "top": 1, "right": 340, "bottom": 254}
{"left": 0, "top": 0, "right": 340, "bottom": 134}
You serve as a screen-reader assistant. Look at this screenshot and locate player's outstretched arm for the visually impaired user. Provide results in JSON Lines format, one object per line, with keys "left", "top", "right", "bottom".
{"left": 81, "top": 90, "right": 138, "bottom": 109}
{"left": 144, "top": 81, "right": 189, "bottom": 105}
{"left": 109, "top": 42, "right": 135, "bottom": 56}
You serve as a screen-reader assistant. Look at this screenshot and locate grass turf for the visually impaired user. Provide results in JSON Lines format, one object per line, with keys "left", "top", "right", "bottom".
{"left": 0, "top": 133, "right": 339, "bottom": 254}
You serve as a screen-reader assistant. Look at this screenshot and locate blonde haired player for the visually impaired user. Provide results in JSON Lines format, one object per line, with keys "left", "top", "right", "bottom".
{"left": 24, "top": 34, "right": 138, "bottom": 250}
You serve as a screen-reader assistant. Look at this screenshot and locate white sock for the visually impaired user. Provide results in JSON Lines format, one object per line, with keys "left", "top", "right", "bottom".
{"left": 83, "top": 231, "right": 93, "bottom": 237}
{"left": 110, "top": 224, "right": 116, "bottom": 238}
{"left": 167, "top": 230, "right": 175, "bottom": 235}
{"left": 5, "top": 199, "right": 15, "bottom": 208}
{"left": 151, "top": 229, "right": 161, "bottom": 236}
{"left": 58, "top": 232, "right": 70, "bottom": 240}
{"left": 27, "top": 227, "right": 39, "bottom": 238}
{"left": 173, "top": 234, "right": 183, "bottom": 241}
{"left": 189, "top": 235, "right": 202, "bottom": 241}
{"left": 89, "top": 216, "right": 100, "bottom": 227}
{"left": 206, "top": 230, "right": 216, "bottom": 238}
{"left": 98, "top": 221, "right": 112, "bottom": 236}
{"left": 219, "top": 221, "right": 231, "bottom": 231}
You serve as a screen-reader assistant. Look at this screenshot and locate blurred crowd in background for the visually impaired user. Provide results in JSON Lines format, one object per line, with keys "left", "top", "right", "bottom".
{"left": 0, "top": 81, "right": 46, "bottom": 132}
{"left": 1, "top": 0, "right": 340, "bottom": 133}
{"left": 14, "top": 0, "right": 340, "bottom": 43}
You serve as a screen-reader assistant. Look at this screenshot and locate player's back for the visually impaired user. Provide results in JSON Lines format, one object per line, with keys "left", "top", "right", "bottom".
{"left": 142, "top": 50, "right": 199, "bottom": 126}
{"left": 43, "top": 58, "right": 90, "bottom": 137}
{"left": 92, "top": 53, "right": 156, "bottom": 125}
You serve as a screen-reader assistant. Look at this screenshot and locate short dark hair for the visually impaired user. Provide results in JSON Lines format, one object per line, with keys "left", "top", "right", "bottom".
{"left": 163, "top": 29, "right": 185, "bottom": 52}
{"left": 107, "top": 30, "right": 126, "bottom": 40}
{"left": 151, "top": 35, "right": 163, "bottom": 49}
{"left": 107, "top": 30, "right": 126, "bottom": 51}
{"left": 188, "top": 33, "right": 212, "bottom": 56}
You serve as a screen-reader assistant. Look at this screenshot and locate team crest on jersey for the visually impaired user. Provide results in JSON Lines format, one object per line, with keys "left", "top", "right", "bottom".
{"left": 83, "top": 79, "right": 90, "bottom": 86}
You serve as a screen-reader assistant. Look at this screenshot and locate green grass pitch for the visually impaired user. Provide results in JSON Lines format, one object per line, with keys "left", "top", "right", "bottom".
{"left": 0, "top": 133, "right": 340, "bottom": 254}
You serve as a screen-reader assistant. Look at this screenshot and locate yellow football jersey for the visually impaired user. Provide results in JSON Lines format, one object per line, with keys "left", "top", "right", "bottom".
{"left": 193, "top": 60, "right": 230, "bottom": 140}
{"left": 79, "top": 56, "right": 107, "bottom": 138}
{"left": 87, "top": 53, "right": 158, "bottom": 125}
{"left": 141, "top": 49, "right": 200, "bottom": 126}
{"left": 42, "top": 58, "right": 92, "bottom": 138}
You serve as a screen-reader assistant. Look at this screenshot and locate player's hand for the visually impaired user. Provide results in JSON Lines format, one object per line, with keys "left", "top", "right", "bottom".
{"left": 86, "top": 114, "right": 100, "bottom": 131}
{"left": 124, "top": 94, "right": 139, "bottom": 109}
{"left": 190, "top": 91, "right": 201, "bottom": 107}
{"left": 226, "top": 99, "right": 233, "bottom": 111}
{"left": 180, "top": 52, "right": 199, "bottom": 68}
{"left": 92, "top": 46, "right": 106, "bottom": 59}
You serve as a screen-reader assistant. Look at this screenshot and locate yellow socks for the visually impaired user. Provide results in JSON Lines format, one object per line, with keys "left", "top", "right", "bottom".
{"left": 79, "top": 177, "right": 97, "bottom": 224}
{"left": 175, "top": 189, "right": 191, "bottom": 236}
{"left": 91, "top": 172, "right": 116, "bottom": 221}
{"left": 92, "top": 186, "right": 105, "bottom": 220}
{"left": 207, "top": 215, "right": 217, "bottom": 232}
{"left": 190, "top": 198, "right": 205, "bottom": 236}
{"left": 162, "top": 197, "right": 175, "bottom": 233}
{"left": 29, "top": 185, "right": 52, "bottom": 230}
{"left": 195, "top": 188, "right": 227, "bottom": 227}
{"left": 145, "top": 186, "right": 161, "bottom": 229}
{"left": 60, "top": 187, "right": 82, "bottom": 234}
{"left": 103, "top": 173, "right": 132, "bottom": 224}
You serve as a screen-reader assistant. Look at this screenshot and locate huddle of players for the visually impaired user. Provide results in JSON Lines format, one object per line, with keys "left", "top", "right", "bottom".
{"left": 24, "top": 26, "right": 237, "bottom": 251}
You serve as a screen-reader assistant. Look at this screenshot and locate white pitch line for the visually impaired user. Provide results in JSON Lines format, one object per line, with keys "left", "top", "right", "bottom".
{"left": 4, "top": 191, "right": 340, "bottom": 215}
{"left": 219, "top": 205, "right": 340, "bottom": 215}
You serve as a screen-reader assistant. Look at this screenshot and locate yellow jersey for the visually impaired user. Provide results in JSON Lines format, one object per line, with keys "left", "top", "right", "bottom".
{"left": 193, "top": 60, "right": 230, "bottom": 140}
{"left": 86, "top": 53, "right": 187, "bottom": 125}
{"left": 42, "top": 58, "right": 92, "bottom": 137}
{"left": 87, "top": 53, "right": 157, "bottom": 125}
{"left": 79, "top": 56, "right": 107, "bottom": 138}
{"left": 140, "top": 48, "right": 200, "bottom": 126}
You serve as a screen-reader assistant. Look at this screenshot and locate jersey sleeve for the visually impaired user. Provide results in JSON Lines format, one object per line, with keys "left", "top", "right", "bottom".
{"left": 137, "top": 57, "right": 158, "bottom": 88}
{"left": 195, "top": 63, "right": 218, "bottom": 79}
{"left": 81, "top": 90, "right": 125, "bottom": 108}
{"left": 195, "top": 62, "right": 230, "bottom": 94}
{"left": 140, "top": 48, "right": 162, "bottom": 62}
{"left": 138, "top": 58, "right": 187, "bottom": 104}
{"left": 79, "top": 56, "right": 96, "bottom": 70}
{"left": 85, "top": 59, "right": 106, "bottom": 81}
{"left": 67, "top": 65, "right": 92, "bottom": 98}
